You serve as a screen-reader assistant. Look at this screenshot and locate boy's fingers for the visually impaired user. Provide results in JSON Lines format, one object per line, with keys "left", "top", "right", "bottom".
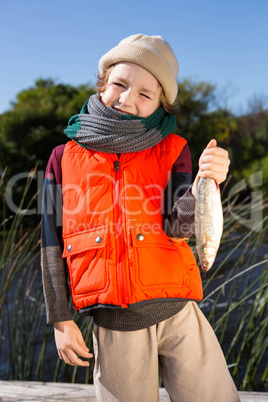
{"left": 57, "top": 342, "right": 93, "bottom": 366}
{"left": 202, "top": 147, "right": 228, "bottom": 159}
{"left": 200, "top": 155, "right": 230, "bottom": 168}
{"left": 199, "top": 168, "right": 226, "bottom": 180}
{"left": 53, "top": 321, "right": 92, "bottom": 367}
{"left": 206, "top": 139, "right": 217, "bottom": 149}
{"left": 74, "top": 342, "right": 93, "bottom": 359}
{"left": 60, "top": 343, "right": 92, "bottom": 366}
{"left": 58, "top": 350, "right": 64, "bottom": 361}
{"left": 62, "top": 349, "right": 90, "bottom": 367}
{"left": 200, "top": 148, "right": 227, "bottom": 171}
{"left": 77, "top": 334, "right": 90, "bottom": 352}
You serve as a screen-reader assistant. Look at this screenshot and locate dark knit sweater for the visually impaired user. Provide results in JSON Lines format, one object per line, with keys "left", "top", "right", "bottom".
{"left": 41, "top": 142, "right": 196, "bottom": 330}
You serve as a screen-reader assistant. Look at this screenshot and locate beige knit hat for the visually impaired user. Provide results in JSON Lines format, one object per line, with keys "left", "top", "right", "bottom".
{"left": 98, "top": 34, "right": 179, "bottom": 104}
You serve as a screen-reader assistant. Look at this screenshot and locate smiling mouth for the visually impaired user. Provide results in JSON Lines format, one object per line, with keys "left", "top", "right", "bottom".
{"left": 113, "top": 107, "right": 133, "bottom": 115}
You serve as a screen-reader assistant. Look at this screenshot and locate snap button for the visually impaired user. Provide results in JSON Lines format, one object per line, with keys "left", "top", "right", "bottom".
{"left": 137, "top": 234, "right": 144, "bottom": 241}
{"left": 95, "top": 236, "right": 102, "bottom": 244}
{"left": 67, "top": 245, "right": 72, "bottom": 252}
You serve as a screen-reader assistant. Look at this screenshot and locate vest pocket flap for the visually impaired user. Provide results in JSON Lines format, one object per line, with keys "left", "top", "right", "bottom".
{"left": 62, "top": 227, "right": 108, "bottom": 257}
{"left": 130, "top": 226, "right": 174, "bottom": 248}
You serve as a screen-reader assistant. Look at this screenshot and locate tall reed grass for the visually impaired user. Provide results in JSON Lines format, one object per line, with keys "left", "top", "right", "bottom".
{"left": 0, "top": 168, "right": 43, "bottom": 380}
{"left": 0, "top": 171, "right": 267, "bottom": 390}
{"left": 196, "top": 186, "right": 268, "bottom": 391}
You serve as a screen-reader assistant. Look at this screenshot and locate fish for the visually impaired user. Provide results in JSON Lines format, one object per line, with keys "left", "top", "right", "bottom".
{"left": 195, "top": 177, "right": 223, "bottom": 272}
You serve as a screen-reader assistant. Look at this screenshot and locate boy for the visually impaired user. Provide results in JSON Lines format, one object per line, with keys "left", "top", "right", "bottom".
{"left": 42, "top": 34, "right": 240, "bottom": 401}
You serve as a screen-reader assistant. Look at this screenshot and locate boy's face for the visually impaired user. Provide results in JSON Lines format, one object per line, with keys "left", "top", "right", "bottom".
{"left": 100, "top": 62, "right": 162, "bottom": 118}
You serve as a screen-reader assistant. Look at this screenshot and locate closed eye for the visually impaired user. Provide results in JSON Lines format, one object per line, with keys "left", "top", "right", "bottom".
{"left": 140, "top": 93, "right": 151, "bottom": 99}
{"left": 113, "top": 82, "right": 125, "bottom": 88}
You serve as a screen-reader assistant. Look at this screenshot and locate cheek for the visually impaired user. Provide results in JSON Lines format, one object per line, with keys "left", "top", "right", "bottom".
{"left": 138, "top": 107, "right": 155, "bottom": 118}
{"left": 103, "top": 85, "right": 121, "bottom": 101}
{"left": 139, "top": 101, "right": 160, "bottom": 118}
{"left": 101, "top": 88, "right": 114, "bottom": 105}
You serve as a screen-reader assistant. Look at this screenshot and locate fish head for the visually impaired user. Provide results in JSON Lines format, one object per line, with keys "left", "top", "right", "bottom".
{"left": 199, "top": 246, "right": 217, "bottom": 272}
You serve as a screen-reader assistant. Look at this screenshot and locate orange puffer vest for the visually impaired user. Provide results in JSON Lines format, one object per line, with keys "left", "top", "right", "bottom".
{"left": 61, "top": 135, "right": 203, "bottom": 311}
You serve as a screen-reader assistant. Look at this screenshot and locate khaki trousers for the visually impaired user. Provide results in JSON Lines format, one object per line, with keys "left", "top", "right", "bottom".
{"left": 93, "top": 301, "right": 240, "bottom": 402}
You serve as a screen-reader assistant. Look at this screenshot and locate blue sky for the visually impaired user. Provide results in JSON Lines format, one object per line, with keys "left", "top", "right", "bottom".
{"left": 1, "top": 0, "right": 267, "bottom": 115}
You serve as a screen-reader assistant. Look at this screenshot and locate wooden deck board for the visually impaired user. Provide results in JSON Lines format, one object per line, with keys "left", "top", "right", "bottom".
{"left": 0, "top": 381, "right": 267, "bottom": 401}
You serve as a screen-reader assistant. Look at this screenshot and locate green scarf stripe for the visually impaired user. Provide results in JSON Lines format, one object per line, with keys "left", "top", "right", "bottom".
{"left": 65, "top": 114, "right": 82, "bottom": 138}
{"left": 120, "top": 107, "right": 176, "bottom": 137}
{"left": 64, "top": 101, "right": 90, "bottom": 138}
{"left": 157, "top": 113, "right": 176, "bottom": 138}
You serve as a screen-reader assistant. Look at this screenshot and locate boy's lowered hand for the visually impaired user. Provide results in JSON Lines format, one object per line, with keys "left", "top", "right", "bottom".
{"left": 192, "top": 139, "right": 230, "bottom": 197}
{"left": 54, "top": 320, "right": 93, "bottom": 367}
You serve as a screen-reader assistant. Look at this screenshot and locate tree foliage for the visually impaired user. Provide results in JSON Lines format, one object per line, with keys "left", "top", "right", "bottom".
{"left": 174, "top": 80, "right": 238, "bottom": 174}
{"left": 0, "top": 79, "right": 95, "bottom": 178}
{"left": 174, "top": 80, "right": 268, "bottom": 189}
{"left": 230, "top": 108, "right": 268, "bottom": 183}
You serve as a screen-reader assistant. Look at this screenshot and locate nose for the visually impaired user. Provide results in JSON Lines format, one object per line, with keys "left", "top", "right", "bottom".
{"left": 119, "top": 88, "right": 134, "bottom": 107}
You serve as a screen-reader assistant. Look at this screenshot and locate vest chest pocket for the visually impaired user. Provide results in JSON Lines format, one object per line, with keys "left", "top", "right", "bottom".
{"left": 130, "top": 226, "right": 186, "bottom": 288}
{"left": 62, "top": 227, "right": 109, "bottom": 297}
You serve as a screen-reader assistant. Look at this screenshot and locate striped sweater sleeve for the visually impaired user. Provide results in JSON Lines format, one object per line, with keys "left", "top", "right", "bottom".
{"left": 164, "top": 143, "right": 196, "bottom": 238}
{"left": 41, "top": 144, "right": 73, "bottom": 324}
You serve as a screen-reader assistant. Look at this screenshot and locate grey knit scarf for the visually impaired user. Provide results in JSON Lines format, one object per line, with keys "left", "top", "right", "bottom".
{"left": 64, "top": 94, "right": 176, "bottom": 153}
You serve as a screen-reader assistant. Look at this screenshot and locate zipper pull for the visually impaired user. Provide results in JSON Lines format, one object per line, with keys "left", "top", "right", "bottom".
{"left": 114, "top": 161, "right": 119, "bottom": 172}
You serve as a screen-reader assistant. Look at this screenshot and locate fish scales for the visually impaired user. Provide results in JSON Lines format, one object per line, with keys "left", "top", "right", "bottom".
{"left": 195, "top": 177, "right": 223, "bottom": 272}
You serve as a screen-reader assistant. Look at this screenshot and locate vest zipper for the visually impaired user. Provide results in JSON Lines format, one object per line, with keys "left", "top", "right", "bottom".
{"left": 113, "top": 160, "right": 129, "bottom": 306}
{"left": 114, "top": 160, "right": 119, "bottom": 172}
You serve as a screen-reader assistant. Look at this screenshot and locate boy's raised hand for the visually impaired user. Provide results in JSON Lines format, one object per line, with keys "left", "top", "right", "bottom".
{"left": 192, "top": 139, "right": 230, "bottom": 197}
{"left": 54, "top": 320, "right": 93, "bottom": 366}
